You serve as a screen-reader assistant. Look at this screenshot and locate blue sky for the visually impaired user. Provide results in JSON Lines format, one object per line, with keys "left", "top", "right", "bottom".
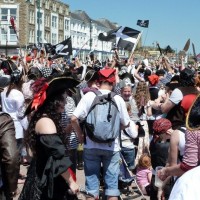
{"left": 63, "top": 0, "right": 200, "bottom": 54}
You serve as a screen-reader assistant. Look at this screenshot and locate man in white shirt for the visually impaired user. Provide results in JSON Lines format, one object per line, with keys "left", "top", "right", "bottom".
{"left": 71, "top": 68, "right": 130, "bottom": 200}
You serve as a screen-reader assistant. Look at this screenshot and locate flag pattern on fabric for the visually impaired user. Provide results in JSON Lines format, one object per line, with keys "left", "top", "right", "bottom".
{"left": 51, "top": 37, "right": 72, "bottom": 57}
{"left": 98, "top": 26, "right": 141, "bottom": 51}
{"left": 98, "top": 27, "right": 120, "bottom": 42}
{"left": 115, "top": 26, "right": 141, "bottom": 51}
{"left": 137, "top": 20, "right": 149, "bottom": 28}
{"left": 10, "top": 17, "right": 17, "bottom": 33}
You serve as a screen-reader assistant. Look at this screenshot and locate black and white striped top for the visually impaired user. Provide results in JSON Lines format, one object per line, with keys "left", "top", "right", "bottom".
{"left": 61, "top": 96, "right": 79, "bottom": 150}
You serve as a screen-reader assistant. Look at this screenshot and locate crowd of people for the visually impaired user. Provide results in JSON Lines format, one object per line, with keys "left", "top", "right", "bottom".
{"left": 0, "top": 47, "right": 200, "bottom": 200}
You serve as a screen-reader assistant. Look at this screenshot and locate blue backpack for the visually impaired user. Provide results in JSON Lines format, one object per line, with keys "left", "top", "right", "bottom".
{"left": 84, "top": 90, "right": 121, "bottom": 144}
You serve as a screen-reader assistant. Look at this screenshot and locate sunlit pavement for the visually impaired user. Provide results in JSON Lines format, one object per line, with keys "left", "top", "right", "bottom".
{"left": 14, "top": 164, "right": 149, "bottom": 200}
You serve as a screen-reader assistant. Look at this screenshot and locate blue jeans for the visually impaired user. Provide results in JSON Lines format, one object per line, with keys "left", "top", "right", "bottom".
{"left": 121, "top": 148, "right": 135, "bottom": 170}
{"left": 84, "top": 148, "right": 120, "bottom": 197}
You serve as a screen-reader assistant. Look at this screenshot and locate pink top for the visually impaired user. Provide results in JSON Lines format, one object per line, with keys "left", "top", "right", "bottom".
{"left": 136, "top": 167, "right": 152, "bottom": 187}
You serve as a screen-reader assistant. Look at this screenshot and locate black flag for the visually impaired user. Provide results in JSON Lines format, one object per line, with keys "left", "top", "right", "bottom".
{"left": 51, "top": 37, "right": 72, "bottom": 57}
{"left": 98, "top": 26, "right": 141, "bottom": 51}
{"left": 137, "top": 20, "right": 149, "bottom": 28}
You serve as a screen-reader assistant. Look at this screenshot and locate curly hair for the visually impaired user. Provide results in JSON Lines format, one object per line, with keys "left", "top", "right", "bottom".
{"left": 138, "top": 154, "right": 151, "bottom": 169}
{"left": 134, "top": 82, "right": 150, "bottom": 116}
{"left": 24, "top": 92, "right": 66, "bottom": 156}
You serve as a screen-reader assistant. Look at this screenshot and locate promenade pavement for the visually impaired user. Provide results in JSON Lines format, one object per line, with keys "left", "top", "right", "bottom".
{"left": 15, "top": 164, "right": 149, "bottom": 200}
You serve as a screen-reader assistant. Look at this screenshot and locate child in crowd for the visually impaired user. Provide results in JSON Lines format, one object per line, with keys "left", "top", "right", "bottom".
{"left": 136, "top": 154, "right": 152, "bottom": 196}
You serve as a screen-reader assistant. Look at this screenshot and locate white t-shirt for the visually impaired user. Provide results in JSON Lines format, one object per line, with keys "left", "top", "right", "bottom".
{"left": 178, "top": 127, "right": 186, "bottom": 157}
{"left": 121, "top": 120, "right": 138, "bottom": 149}
{"left": 169, "top": 88, "right": 183, "bottom": 105}
{"left": 1, "top": 88, "right": 28, "bottom": 139}
{"left": 73, "top": 89, "right": 130, "bottom": 151}
{"left": 169, "top": 166, "right": 200, "bottom": 200}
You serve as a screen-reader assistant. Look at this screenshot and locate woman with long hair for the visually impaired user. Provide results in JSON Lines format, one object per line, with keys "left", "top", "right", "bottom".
{"left": 19, "top": 76, "right": 80, "bottom": 200}
{"left": 133, "top": 81, "right": 151, "bottom": 165}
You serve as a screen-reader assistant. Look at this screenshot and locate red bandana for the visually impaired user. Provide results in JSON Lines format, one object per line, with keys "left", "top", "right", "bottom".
{"left": 148, "top": 74, "right": 159, "bottom": 86}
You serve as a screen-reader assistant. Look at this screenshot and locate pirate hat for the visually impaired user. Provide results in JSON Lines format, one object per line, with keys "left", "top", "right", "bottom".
{"left": 98, "top": 69, "right": 116, "bottom": 83}
{"left": 0, "top": 75, "right": 11, "bottom": 92}
{"left": 84, "top": 69, "right": 99, "bottom": 83}
{"left": 119, "top": 72, "right": 135, "bottom": 85}
{"left": 0, "top": 59, "right": 18, "bottom": 75}
{"left": 25, "top": 76, "right": 80, "bottom": 115}
{"left": 186, "top": 94, "right": 200, "bottom": 130}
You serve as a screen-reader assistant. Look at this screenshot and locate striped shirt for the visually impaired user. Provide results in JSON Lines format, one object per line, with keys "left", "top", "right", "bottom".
{"left": 180, "top": 130, "right": 200, "bottom": 171}
{"left": 61, "top": 96, "right": 79, "bottom": 150}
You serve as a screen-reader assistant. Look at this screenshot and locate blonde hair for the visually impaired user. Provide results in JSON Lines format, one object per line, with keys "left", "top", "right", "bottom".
{"left": 138, "top": 154, "right": 151, "bottom": 169}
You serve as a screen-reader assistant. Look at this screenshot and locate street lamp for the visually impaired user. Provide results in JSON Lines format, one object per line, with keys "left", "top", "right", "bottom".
{"left": 89, "top": 20, "right": 92, "bottom": 50}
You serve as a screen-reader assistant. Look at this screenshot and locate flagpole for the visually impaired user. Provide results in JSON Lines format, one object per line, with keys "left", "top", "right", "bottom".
{"left": 129, "top": 31, "right": 143, "bottom": 59}
{"left": 10, "top": 17, "right": 28, "bottom": 74}
{"left": 143, "top": 27, "right": 149, "bottom": 47}
{"left": 73, "top": 38, "right": 90, "bottom": 58}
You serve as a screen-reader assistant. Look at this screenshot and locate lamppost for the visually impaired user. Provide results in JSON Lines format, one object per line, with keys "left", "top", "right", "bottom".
{"left": 89, "top": 20, "right": 92, "bottom": 50}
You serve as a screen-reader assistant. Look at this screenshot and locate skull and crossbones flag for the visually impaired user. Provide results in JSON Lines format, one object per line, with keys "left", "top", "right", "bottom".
{"left": 137, "top": 20, "right": 149, "bottom": 28}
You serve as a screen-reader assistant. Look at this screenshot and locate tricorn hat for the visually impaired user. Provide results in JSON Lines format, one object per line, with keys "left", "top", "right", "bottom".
{"left": 25, "top": 76, "right": 80, "bottom": 115}
{"left": 119, "top": 72, "right": 135, "bottom": 87}
{"left": 84, "top": 69, "right": 99, "bottom": 83}
{"left": 98, "top": 69, "right": 116, "bottom": 83}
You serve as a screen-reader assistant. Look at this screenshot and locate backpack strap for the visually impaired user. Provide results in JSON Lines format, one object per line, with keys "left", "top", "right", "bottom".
{"left": 123, "top": 129, "right": 132, "bottom": 138}
{"left": 119, "top": 129, "right": 133, "bottom": 148}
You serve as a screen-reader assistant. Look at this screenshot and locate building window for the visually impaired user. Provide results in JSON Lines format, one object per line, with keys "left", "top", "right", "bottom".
{"left": 1, "top": 27, "right": 7, "bottom": 42}
{"left": 45, "top": 0, "right": 49, "bottom": 9}
{"left": 52, "top": 33, "right": 57, "bottom": 44}
{"left": 29, "top": 10, "right": 34, "bottom": 24}
{"left": 45, "top": 14, "right": 50, "bottom": 27}
{"left": 64, "top": 19, "right": 69, "bottom": 31}
{"left": 0, "top": 8, "right": 17, "bottom": 22}
{"left": 52, "top": 16, "right": 57, "bottom": 28}
{"left": 59, "top": 18, "right": 63, "bottom": 29}
{"left": 1, "top": 8, "right": 8, "bottom": 21}
{"left": 29, "top": 29, "right": 35, "bottom": 43}
{"left": 10, "top": 8, "right": 16, "bottom": 19}
{"left": 59, "top": 6, "right": 63, "bottom": 14}
{"left": 52, "top": 3, "right": 56, "bottom": 12}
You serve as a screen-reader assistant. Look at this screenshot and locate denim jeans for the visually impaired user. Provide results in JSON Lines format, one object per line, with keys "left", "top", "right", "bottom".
{"left": 84, "top": 148, "right": 120, "bottom": 197}
{"left": 121, "top": 147, "right": 135, "bottom": 170}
